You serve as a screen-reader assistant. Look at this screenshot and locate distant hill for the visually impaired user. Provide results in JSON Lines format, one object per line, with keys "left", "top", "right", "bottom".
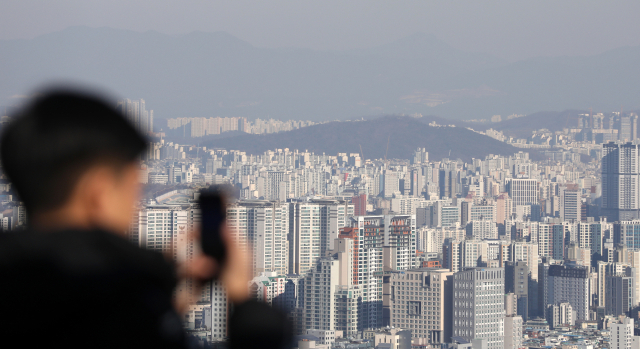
{"left": 202, "top": 116, "right": 540, "bottom": 162}
{"left": 161, "top": 129, "right": 245, "bottom": 145}
{"left": 471, "top": 110, "right": 586, "bottom": 138}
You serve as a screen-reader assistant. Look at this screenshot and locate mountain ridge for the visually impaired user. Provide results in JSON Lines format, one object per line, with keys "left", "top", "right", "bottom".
{"left": 201, "top": 115, "right": 543, "bottom": 162}
{"left": 1, "top": 26, "right": 639, "bottom": 122}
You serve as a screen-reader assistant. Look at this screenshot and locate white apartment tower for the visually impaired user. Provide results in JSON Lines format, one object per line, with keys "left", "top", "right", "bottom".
{"left": 602, "top": 142, "right": 640, "bottom": 221}
{"left": 289, "top": 199, "right": 354, "bottom": 276}
{"left": 503, "top": 315, "right": 523, "bottom": 349}
{"left": 303, "top": 238, "right": 361, "bottom": 336}
{"left": 304, "top": 257, "right": 338, "bottom": 331}
{"left": 117, "top": 98, "right": 154, "bottom": 134}
{"left": 226, "top": 200, "right": 290, "bottom": 276}
{"left": 610, "top": 317, "right": 634, "bottom": 349}
{"left": 339, "top": 214, "right": 417, "bottom": 330}
{"left": 546, "top": 302, "right": 575, "bottom": 329}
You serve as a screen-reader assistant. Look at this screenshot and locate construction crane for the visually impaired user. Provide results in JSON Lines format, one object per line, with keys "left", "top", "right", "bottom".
{"left": 384, "top": 135, "right": 390, "bottom": 162}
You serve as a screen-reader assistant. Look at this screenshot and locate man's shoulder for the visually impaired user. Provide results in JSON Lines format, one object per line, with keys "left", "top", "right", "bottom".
{"left": 0, "top": 230, "right": 187, "bottom": 348}
{"left": 0, "top": 229, "right": 175, "bottom": 282}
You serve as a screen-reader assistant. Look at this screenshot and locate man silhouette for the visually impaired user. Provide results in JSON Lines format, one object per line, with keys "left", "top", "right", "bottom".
{"left": 0, "top": 90, "right": 253, "bottom": 348}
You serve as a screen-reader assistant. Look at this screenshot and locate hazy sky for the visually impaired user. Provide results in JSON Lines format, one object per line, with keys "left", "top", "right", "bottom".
{"left": 2, "top": 0, "right": 640, "bottom": 61}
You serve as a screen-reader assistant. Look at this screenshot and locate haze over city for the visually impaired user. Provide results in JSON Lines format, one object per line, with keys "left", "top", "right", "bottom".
{"left": 2, "top": 1, "right": 640, "bottom": 121}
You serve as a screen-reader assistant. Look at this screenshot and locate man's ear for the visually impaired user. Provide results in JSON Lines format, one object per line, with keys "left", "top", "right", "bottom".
{"left": 78, "top": 166, "right": 118, "bottom": 220}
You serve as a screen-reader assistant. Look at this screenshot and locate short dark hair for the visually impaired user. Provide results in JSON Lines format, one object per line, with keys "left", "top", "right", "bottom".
{"left": 0, "top": 90, "right": 147, "bottom": 215}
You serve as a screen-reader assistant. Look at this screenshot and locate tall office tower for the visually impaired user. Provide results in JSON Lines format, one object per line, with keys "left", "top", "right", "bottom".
{"left": 559, "top": 184, "right": 581, "bottom": 222}
{"left": 148, "top": 109, "right": 154, "bottom": 135}
{"left": 452, "top": 268, "right": 505, "bottom": 349}
{"left": 410, "top": 168, "right": 425, "bottom": 198}
{"left": 383, "top": 268, "right": 453, "bottom": 345}
{"left": 351, "top": 193, "right": 367, "bottom": 216}
{"left": 443, "top": 206, "right": 460, "bottom": 229}
{"left": 506, "top": 178, "right": 539, "bottom": 208}
{"left": 610, "top": 317, "right": 634, "bottom": 349}
{"left": 384, "top": 170, "right": 400, "bottom": 198}
{"left": 505, "top": 261, "right": 529, "bottom": 320}
{"left": 610, "top": 245, "right": 640, "bottom": 307}
{"left": 503, "top": 315, "right": 523, "bottom": 349}
{"left": 438, "top": 169, "right": 456, "bottom": 199}
{"left": 536, "top": 261, "right": 553, "bottom": 319}
{"left": 289, "top": 199, "right": 353, "bottom": 276}
{"left": 548, "top": 264, "right": 590, "bottom": 321}
{"left": 545, "top": 302, "right": 575, "bottom": 329}
{"left": 606, "top": 274, "right": 635, "bottom": 316}
{"left": 615, "top": 220, "right": 640, "bottom": 250}
{"left": 460, "top": 201, "right": 470, "bottom": 227}
{"left": 602, "top": 142, "right": 640, "bottom": 221}
{"left": 226, "top": 200, "right": 290, "bottom": 276}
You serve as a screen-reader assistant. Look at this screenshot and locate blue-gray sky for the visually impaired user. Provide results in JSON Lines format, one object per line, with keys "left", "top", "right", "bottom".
{"left": 2, "top": 0, "right": 640, "bottom": 61}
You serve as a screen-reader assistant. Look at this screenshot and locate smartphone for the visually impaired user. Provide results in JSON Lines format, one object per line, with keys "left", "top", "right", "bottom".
{"left": 198, "top": 187, "right": 228, "bottom": 267}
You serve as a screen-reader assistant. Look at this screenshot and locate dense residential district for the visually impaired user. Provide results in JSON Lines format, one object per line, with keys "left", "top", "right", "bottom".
{"left": 5, "top": 101, "right": 640, "bottom": 349}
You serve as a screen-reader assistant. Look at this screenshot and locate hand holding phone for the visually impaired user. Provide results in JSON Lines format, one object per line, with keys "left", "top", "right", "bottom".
{"left": 198, "top": 187, "right": 228, "bottom": 268}
{"left": 197, "top": 185, "right": 250, "bottom": 302}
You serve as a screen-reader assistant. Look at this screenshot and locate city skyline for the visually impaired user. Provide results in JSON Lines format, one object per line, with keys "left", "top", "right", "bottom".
{"left": 4, "top": 95, "right": 640, "bottom": 347}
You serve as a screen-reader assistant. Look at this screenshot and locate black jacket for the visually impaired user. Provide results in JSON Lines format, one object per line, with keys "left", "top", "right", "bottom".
{"left": 0, "top": 229, "right": 187, "bottom": 348}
